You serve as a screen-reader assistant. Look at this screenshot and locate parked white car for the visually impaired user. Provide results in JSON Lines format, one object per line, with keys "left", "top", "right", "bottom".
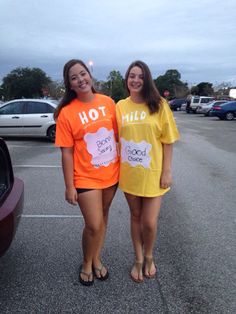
{"left": 196, "top": 100, "right": 228, "bottom": 116}
{"left": 186, "top": 96, "right": 214, "bottom": 113}
{"left": 0, "top": 99, "right": 58, "bottom": 141}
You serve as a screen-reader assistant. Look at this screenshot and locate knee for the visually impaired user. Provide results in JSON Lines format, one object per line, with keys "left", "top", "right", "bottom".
{"left": 142, "top": 220, "right": 157, "bottom": 234}
{"left": 131, "top": 211, "right": 141, "bottom": 223}
{"left": 85, "top": 221, "right": 104, "bottom": 237}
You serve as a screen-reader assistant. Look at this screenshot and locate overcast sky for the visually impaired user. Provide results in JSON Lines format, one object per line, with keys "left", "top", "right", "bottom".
{"left": 1, "top": 0, "right": 236, "bottom": 86}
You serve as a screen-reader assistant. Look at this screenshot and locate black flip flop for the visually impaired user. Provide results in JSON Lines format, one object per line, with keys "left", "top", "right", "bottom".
{"left": 93, "top": 265, "right": 109, "bottom": 281}
{"left": 79, "top": 265, "right": 94, "bottom": 286}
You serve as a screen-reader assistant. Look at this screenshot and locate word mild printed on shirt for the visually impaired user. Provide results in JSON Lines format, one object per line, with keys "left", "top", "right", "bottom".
{"left": 122, "top": 111, "right": 147, "bottom": 124}
{"left": 78, "top": 106, "right": 107, "bottom": 124}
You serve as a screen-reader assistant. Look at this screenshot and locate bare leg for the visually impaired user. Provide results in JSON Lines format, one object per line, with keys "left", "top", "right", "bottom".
{"left": 92, "top": 184, "right": 118, "bottom": 278}
{"left": 125, "top": 193, "right": 144, "bottom": 282}
{"left": 142, "top": 196, "right": 162, "bottom": 277}
{"left": 78, "top": 190, "right": 104, "bottom": 282}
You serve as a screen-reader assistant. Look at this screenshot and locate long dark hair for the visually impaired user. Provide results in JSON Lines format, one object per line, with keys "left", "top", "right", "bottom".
{"left": 54, "top": 59, "right": 96, "bottom": 120}
{"left": 125, "top": 60, "right": 161, "bottom": 114}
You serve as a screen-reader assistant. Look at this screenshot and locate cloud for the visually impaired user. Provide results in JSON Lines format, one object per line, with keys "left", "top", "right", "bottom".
{"left": 0, "top": 0, "right": 236, "bottom": 85}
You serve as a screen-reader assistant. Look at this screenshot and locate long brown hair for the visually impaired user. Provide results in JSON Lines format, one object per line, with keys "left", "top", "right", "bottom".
{"left": 125, "top": 60, "right": 161, "bottom": 114}
{"left": 54, "top": 59, "right": 96, "bottom": 120}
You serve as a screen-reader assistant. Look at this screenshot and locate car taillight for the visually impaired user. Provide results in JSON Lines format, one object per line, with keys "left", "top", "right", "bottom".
{"left": 213, "top": 106, "right": 222, "bottom": 110}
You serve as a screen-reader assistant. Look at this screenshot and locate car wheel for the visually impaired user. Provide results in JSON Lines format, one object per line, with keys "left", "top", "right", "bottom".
{"left": 47, "top": 125, "right": 56, "bottom": 142}
{"left": 225, "top": 112, "right": 234, "bottom": 120}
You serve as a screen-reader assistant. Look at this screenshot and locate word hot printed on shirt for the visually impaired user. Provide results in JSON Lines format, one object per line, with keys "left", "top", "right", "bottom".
{"left": 78, "top": 106, "right": 106, "bottom": 124}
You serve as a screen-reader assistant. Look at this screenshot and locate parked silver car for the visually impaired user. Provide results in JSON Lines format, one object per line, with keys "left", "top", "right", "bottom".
{"left": 0, "top": 99, "right": 58, "bottom": 142}
{"left": 196, "top": 100, "right": 228, "bottom": 116}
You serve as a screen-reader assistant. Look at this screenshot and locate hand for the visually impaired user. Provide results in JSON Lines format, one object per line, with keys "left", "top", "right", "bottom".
{"left": 65, "top": 187, "right": 78, "bottom": 205}
{"left": 160, "top": 170, "right": 172, "bottom": 189}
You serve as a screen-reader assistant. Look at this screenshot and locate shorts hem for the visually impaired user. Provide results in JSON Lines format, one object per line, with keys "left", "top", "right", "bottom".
{"left": 76, "top": 181, "right": 118, "bottom": 190}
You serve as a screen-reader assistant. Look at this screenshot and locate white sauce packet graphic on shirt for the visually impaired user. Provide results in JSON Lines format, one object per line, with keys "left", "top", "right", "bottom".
{"left": 120, "top": 138, "right": 152, "bottom": 168}
{"left": 84, "top": 127, "right": 117, "bottom": 168}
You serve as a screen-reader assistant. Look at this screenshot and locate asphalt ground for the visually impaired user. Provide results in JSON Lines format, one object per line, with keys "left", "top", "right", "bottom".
{"left": 0, "top": 111, "right": 235, "bottom": 313}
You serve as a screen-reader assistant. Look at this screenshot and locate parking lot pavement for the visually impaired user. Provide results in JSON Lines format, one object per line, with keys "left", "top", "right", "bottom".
{"left": 0, "top": 190, "right": 169, "bottom": 313}
{"left": 1, "top": 117, "right": 236, "bottom": 314}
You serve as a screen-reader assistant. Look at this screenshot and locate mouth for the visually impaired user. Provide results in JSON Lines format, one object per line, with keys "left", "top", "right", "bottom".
{"left": 78, "top": 82, "right": 88, "bottom": 89}
{"left": 130, "top": 84, "right": 142, "bottom": 89}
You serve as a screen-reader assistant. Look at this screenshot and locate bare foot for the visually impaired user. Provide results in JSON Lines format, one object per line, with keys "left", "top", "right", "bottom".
{"left": 131, "top": 261, "right": 144, "bottom": 283}
{"left": 144, "top": 256, "right": 157, "bottom": 278}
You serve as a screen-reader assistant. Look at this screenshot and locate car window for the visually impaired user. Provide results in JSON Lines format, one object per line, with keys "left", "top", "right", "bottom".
{"left": 200, "top": 98, "right": 214, "bottom": 104}
{"left": 0, "top": 144, "right": 12, "bottom": 201}
{"left": 0, "top": 102, "right": 25, "bottom": 115}
{"left": 26, "top": 102, "right": 55, "bottom": 114}
{"left": 193, "top": 98, "right": 200, "bottom": 103}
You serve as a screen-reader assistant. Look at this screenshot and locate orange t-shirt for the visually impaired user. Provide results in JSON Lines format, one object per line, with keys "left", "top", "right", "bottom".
{"left": 55, "top": 94, "right": 119, "bottom": 189}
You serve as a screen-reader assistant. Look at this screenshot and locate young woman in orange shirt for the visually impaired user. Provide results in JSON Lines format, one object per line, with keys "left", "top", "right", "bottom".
{"left": 54, "top": 59, "right": 119, "bottom": 286}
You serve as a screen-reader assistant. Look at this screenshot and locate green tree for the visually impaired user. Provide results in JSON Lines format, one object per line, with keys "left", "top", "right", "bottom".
{"left": 94, "top": 80, "right": 110, "bottom": 96}
{"left": 1, "top": 67, "right": 52, "bottom": 100}
{"left": 190, "top": 85, "right": 199, "bottom": 95}
{"left": 154, "top": 69, "right": 189, "bottom": 99}
{"left": 106, "top": 70, "right": 126, "bottom": 102}
{"left": 195, "top": 82, "right": 214, "bottom": 96}
{"left": 48, "top": 80, "right": 65, "bottom": 100}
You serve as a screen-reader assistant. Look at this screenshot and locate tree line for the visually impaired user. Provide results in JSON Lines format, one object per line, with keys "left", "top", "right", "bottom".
{"left": 0, "top": 67, "right": 232, "bottom": 102}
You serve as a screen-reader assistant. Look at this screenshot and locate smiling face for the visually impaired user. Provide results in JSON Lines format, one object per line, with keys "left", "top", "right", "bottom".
{"left": 127, "top": 66, "right": 144, "bottom": 95}
{"left": 68, "top": 63, "right": 93, "bottom": 96}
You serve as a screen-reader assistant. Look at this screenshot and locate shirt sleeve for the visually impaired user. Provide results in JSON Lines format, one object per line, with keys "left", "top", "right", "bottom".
{"left": 108, "top": 98, "right": 118, "bottom": 141}
{"left": 160, "top": 99, "right": 180, "bottom": 144}
{"left": 115, "top": 101, "right": 122, "bottom": 138}
{"left": 55, "top": 109, "right": 74, "bottom": 147}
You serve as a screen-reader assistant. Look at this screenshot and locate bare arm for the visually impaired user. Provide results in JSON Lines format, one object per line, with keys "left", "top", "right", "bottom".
{"left": 160, "top": 143, "right": 173, "bottom": 189}
{"left": 61, "top": 147, "right": 78, "bottom": 205}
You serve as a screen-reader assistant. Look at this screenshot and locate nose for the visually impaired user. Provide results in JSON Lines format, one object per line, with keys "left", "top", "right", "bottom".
{"left": 78, "top": 75, "right": 84, "bottom": 82}
{"left": 133, "top": 75, "right": 140, "bottom": 82}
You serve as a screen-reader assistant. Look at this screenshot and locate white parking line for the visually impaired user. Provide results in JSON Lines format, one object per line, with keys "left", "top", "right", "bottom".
{"left": 13, "top": 165, "right": 61, "bottom": 168}
{"left": 8, "top": 145, "right": 57, "bottom": 148}
{"left": 22, "top": 214, "right": 83, "bottom": 218}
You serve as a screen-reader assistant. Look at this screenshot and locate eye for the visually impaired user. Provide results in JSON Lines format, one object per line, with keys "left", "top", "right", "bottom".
{"left": 70, "top": 76, "right": 77, "bottom": 81}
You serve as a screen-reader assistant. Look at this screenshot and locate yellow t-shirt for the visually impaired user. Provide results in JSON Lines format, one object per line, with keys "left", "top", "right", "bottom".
{"left": 116, "top": 97, "right": 180, "bottom": 197}
{"left": 55, "top": 94, "right": 119, "bottom": 189}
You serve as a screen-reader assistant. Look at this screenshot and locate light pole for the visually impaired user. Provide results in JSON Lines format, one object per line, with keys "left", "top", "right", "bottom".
{"left": 88, "top": 61, "right": 93, "bottom": 74}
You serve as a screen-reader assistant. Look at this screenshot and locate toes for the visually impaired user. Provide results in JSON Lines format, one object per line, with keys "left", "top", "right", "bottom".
{"left": 131, "top": 263, "right": 143, "bottom": 282}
